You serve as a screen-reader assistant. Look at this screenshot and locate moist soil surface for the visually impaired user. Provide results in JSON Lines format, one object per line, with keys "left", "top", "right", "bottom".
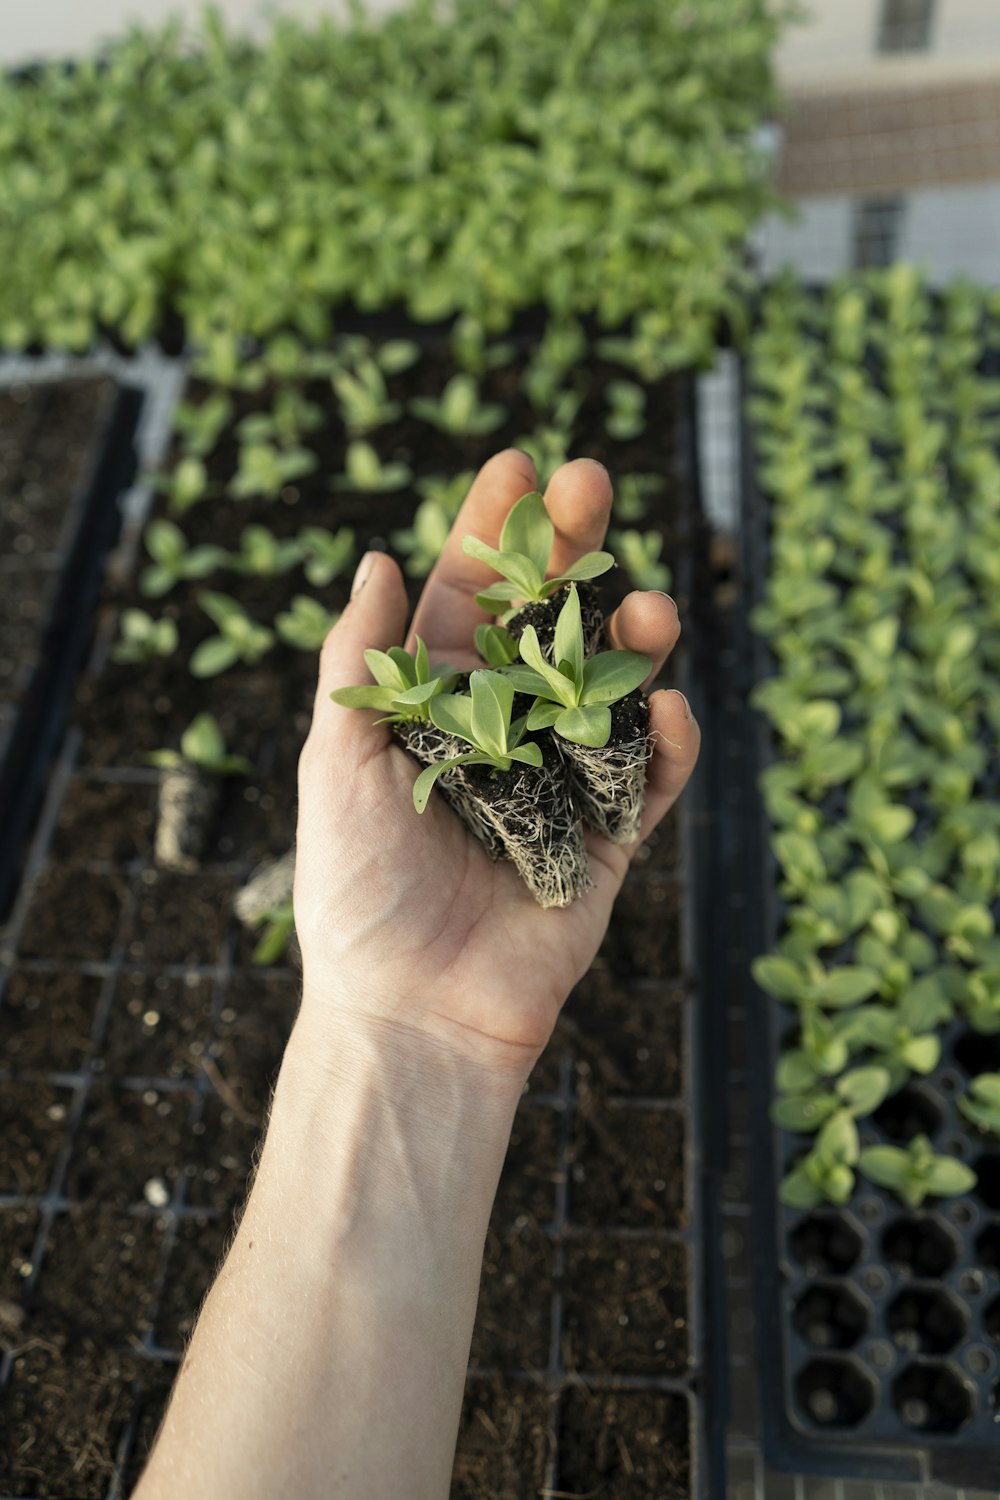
{"left": 0, "top": 350, "right": 698, "bottom": 1497}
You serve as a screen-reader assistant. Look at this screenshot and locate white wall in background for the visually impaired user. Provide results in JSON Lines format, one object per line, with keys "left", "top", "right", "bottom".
{"left": 754, "top": 199, "right": 856, "bottom": 283}
{"left": 777, "top": 0, "right": 1000, "bottom": 90}
{"left": 0, "top": 0, "right": 403, "bottom": 66}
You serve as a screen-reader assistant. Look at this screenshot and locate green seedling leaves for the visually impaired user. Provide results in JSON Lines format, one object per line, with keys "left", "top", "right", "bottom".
{"left": 959, "top": 1074, "right": 1000, "bottom": 1135}
{"left": 330, "top": 638, "right": 457, "bottom": 724}
{"left": 464, "top": 492, "right": 613, "bottom": 608}
{"left": 859, "top": 1135, "right": 976, "bottom": 1209}
{"left": 112, "top": 609, "right": 178, "bottom": 664}
{"left": 148, "top": 713, "right": 252, "bottom": 776}
{"left": 780, "top": 1110, "right": 859, "bottom": 1208}
{"left": 474, "top": 624, "right": 519, "bottom": 668}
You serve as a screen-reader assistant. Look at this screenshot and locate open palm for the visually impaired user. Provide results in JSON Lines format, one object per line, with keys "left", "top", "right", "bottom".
{"left": 293, "top": 450, "right": 700, "bottom": 1079}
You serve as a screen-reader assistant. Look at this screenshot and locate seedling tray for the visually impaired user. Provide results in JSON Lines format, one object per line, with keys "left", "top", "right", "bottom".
{"left": 0, "top": 378, "right": 141, "bottom": 918}
{"left": 737, "top": 357, "right": 1000, "bottom": 1490}
{"left": 0, "top": 335, "right": 722, "bottom": 1499}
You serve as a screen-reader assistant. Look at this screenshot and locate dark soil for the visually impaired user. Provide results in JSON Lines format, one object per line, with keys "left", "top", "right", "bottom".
{"left": 0, "top": 381, "right": 113, "bottom": 559}
{"left": 608, "top": 687, "right": 650, "bottom": 746}
{"left": 0, "top": 351, "right": 698, "bottom": 1498}
{"left": 557, "top": 1387, "right": 691, "bottom": 1499}
{"left": 507, "top": 579, "right": 606, "bottom": 659}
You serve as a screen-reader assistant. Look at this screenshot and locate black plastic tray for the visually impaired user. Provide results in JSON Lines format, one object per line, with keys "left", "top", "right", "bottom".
{"left": 0, "top": 379, "right": 142, "bottom": 918}
{"left": 737, "top": 356, "right": 1000, "bottom": 1490}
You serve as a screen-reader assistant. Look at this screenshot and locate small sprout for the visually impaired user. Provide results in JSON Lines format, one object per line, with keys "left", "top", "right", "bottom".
{"left": 414, "top": 670, "right": 543, "bottom": 813}
{"left": 228, "top": 441, "right": 317, "bottom": 500}
{"left": 153, "top": 455, "right": 212, "bottom": 515}
{"left": 172, "top": 393, "right": 234, "bottom": 457}
{"left": 608, "top": 528, "right": 671, "bottom": 592}
{"left": 503, "top": 585, "right": 649, "bottom": 747}
{"left": 333, "top": 440, "right": 412, "bottom": 493}
{"left": 330, "top": 637, "right": 457, "bottom": 725}
{"left": 299, "top": 525, "right": 356, "bottom": 587}
{"left": 276, "top": 596, "right": 339, "bottom": 652}
{"left": 858, "top": 1134, "right": 976, "bottom": 1209}
{"left": 408, "top": 374, "right": 506, "bottom": 437}
{"left": 230, "top": 524, "right": 302, "bottom": 577}
{"left": 780, "top": 1110, "right": 859, "bottom": 1209}
{"left": 959, "top": 1073, "right": 1000, "bottom": 1136}
{"left": 112, "top": 609, "right": 178, "bottom": 665}
{"left": 462, "top": 490, "right": 614, "bottom": 612}
{"left": 147, "top": 713, "right": 252, "bottom": 776}
{"left": 474, "top": 623, "right": 519, "bottom": 668}
{"left": 191, "top": 593, "right": 275, "bottom": 678}
{"left": 251, "top": 900, "right": 296, "bottom": 966}
{"left": 140, "top": 520, "right": 228, "bottom": 599}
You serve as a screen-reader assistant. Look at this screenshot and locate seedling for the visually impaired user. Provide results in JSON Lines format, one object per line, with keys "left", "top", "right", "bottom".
{"left": 604, "top": 378, "right": 646, "bottom": 441}
{"left": 172, "top": 393, "right": 234, "bottom": 457}
{"left": 228, "top": 441, "right": 317, "bottom": 500}
{"left": 408, "top": 374, "right": 505, "bottom": 437}
{"left": 153, "top": 455, "right": 212, "bottom": 515}
{"left": 412, "top": 670, "right": 543, "bottom": 811}
{"left": 229, "top": 524, "right": 302, "bottom": 577}
{"left": 298, "top": 525, "right": 356, "bottom": 587}
{"left": 191, "top": 593, "right": 275, "bottom": 677}
{"left": 140, "top": 521, "right": 228, "bottom": 598}
{"left": 333, "top": 440, "right": 412, "bottom": 493}
{"left": 112, "top": 609, "right": 178, "bottom": 665}
{"left": 462, "top": 490, "right": 613, "bottom": 613}
{"left": 780, "top": 1110, "right": 859, "bottom": 1209}
{"left": 858, "top": 1134, "right": 976, "bottom": 1209}
{"left": 474, "top": 624, "right": 519, "bottom": 668}
{"left": 148, "top": 713, "right": 252, "bottom": 777}
{"left": 504, "top": 585, "right": 648, "bottom": 748}
{"left": 608, "top": 528, "right": 671, "bottom": 592}
{"left": 391, "top": 472, "right": 471, "bottom": 578}
{"left": 330, "top": 638, "right": 457, "bottom": 725}
{"left": 770, "top": 1065, "right": 891, "bottom": 1133}
{"left": 959, "top": 1073, "right": 1000, "bottom": 1135}
{"left": 332, "top": 355, "right": 402, "bottom": 435}
{"left": 275, "top": 596, "right": 339, "bottom": 652}
{"left": 251, "top": 900, "right": 296, "bottom": 966}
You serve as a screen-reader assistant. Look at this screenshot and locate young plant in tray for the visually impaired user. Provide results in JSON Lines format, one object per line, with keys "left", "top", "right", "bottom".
{"left": 275, "top": 597, "right": 340, "bottom": 652}
{"left": 140, "top": 521, "right": 228, "bottom": 598}
{"left": 462, "top": 489, "right": 612, "bottom": 656}
{"left": 191, "top": 593, "right": 275, "bottom": 677}
{"left": 112, "top": 609, "right": 179, "bottom": 665}
{"left": 504, "top": 584, "right": 652, "bottom": 843}
{"left": 148, "top": 713, "right": 252, "bottom": 873}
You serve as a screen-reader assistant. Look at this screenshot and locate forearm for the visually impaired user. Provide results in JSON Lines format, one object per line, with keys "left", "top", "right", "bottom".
{"left": 134, "top": 1002, "right": 526, "bottom": 1500}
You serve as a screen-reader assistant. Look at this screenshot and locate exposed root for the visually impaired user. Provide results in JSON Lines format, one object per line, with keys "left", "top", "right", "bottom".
{"left": 557, "top": 733, "right": 652, "bottom": 844}
{"left": 154, "top": 765, "right": 220, "bottom": 872}
{"left": 234, "top": 848, "right": 295, "bottom": 928}
{"left": 465, "top": 759, "right": 592, "bottom": 908}
{"left": 394, "top": 721, "right": 507, "bottom": 859}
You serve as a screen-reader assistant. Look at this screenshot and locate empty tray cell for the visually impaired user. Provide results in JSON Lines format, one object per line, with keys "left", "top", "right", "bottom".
{"left": 34, "top": 1204, "right": 166, "bottom": 1343}
{"left": 450, "top": 1374, "right": 552, "bottom": 1500}
{"left": 795, "top": 1356, "right": 878, "bottom": 1429}
{"left": 977, "top": 1223, "right": 1000, "bottom": 1273}
{"left": 891, "top": 1360, "right": 975, "bottom": 1434}
{"left": 569, "top": 1103, "right": 686, "bottom": 1230}
{"left": 886, "top": 1286, "right": 967, "bottom": 1355}
{"left": 788, "top": 1212, "right": 864, "bottom": 1276}
{"left": 872, "top": 1083, "right": 944, "bottom": 1144}
{"left": 492, "top": 1103, "right": 561, "bottom": 1228}
{"left": 954, "top": 1030, "right": 1000, "bottom": 1077}
{"left": 51, "top": 776, "right": 156, "bottom": 864}
{"left": 881, "top": 1214, "right": 960, "bottom": 1278}
{"left": 972, "top": 1153, "right": 1000, "bottom": 1211}
{"left": 18, "top": 863, "right": 126, "bottom": 961}
{"left": 123, "top": 869, "right": 233, "bottom": 967}
{"left": 63, "top": 1082, "right": 193, "bottom": 1206}
{"left": 103, "top": 970, "right": 214, "bottom": 1080}
{"left": 0, "top": 969, "right": 102, "bottom": 1072}
{"left": 557, "top": 1386, "right": 691, "bottom": 1500}
{"left": 598, "top": 875, "right": 682, "bottom": 979}
{"left": 562, "top": 1235, "right": 688, "bottom": 1376}
{"left": 0, "top": 1079, "right": 75, "bottom": 1195}
{"left": 566, "top": 969, "right": 685, "bottom": 1097}
{"left": 792, "top": 1281, "right": 870, "bottom": 1352}
{"left": 470, "top": 1222, "right": 553, "bottom": 1371}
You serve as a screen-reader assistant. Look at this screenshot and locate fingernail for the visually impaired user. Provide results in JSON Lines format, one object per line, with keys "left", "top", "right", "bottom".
{"left": 669, "top": 689, "right": 693, "bottom": 720}
{"left": 653, "top": 592, "right": 679, "bottom": 614}
{"left": 351, "top": 551, "right": 375, "bottom": 599}
{"left": 579, "top": 456, "right": 609, "bottom": 475}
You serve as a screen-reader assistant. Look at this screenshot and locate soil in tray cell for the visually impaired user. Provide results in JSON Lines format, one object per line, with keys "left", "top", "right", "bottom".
{"left": 599, "top": 872, "right": 683, "bottom": 978}
{"left": 0, "top": 1206, "right": 39, "bottom": 1309}
{"left": 32, "top": 1204, "right": 165, "bottom": 1343}
{"left": 566, "top": 967, "right": 685, "bottom": 1097}
{"left": 50, "top": 775, "right": 157, "bottom": 864}
{"left": 492, "top": 1102, "right": 562, "bottom": 1229}
{"left": 470, "top": 1222, "right": 554, "bottom": 1372}
{"left": 0, "top": 1337, "right": 141, "bottom": 1499}
{"left": 62, "top": 1082, "right": 193, "bottom": 1207}
{"left": 569, "top": 1100, "right": 686, "bottom": 1230}
{"left": 562, "top": 1235, "right": 689, "bottom": 1377}
{"left": 211, "top": 771, "right": 298, "bottom": 865}
{"left": 0, "top": 380, "right": 114, "bottom": 559}
{"left": 0, "top": 569, "right": 49, "bottom": 702}
{"left": 0, "top": 1080, "right": 74, "bottom": 1196}
{"left": 0, "top": 970, "right": 102, "bottom": 1073}
{"left": 450, "top": 1373, "right": 554, "bottom": 1500}
{"left": 102, "top": 970, "right": 215, "bottom": 1081}
{"left": 185, "top": 1092, "right": 264, "bottom": 1213}
{"left": 154, "top": 1211, "right": 232, "bottom": 1353}
{"left": 557, "top": 1386, "right": 691, "bottom": 1499}
{"left": 17, "top": 863, "right": 127, "bottom": 962}
{"left": 120, "top": 1360, "right": 178, "bottom": 1491}
{"left": 631, "top": 805, "right": 680, "bottom": 875}
{"left": 206, "top": 969, "right": 300, "bottom": 1120}
{"left": 122, "top": 868, "right": 233, "bottom": 967}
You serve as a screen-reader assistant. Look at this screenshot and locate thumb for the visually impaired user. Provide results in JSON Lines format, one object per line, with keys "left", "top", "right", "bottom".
{"left": 309, "top": 550, "right": 410, "bottom": 756}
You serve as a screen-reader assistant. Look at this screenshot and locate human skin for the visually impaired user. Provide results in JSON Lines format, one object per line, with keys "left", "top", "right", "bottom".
{"left": 133, "top": 451, "right": 700, "bottom": 1500}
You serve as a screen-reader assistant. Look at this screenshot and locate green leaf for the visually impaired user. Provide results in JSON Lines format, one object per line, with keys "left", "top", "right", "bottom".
{"left": 779, "top": 1164, "right": 822, "bottom": 1209}
{"left": 526, "top": 701, "right": 563, "bottom": 731}
{"left": 546, "top": 551, "right": 615, "bottom": 591}
{"left": 330, "top": 685, "right": 398, "bottom": 712}
{"left": 180, "top": 713, "right": 225, "bottom": 769}
{"left": 857, "top": 1145, "right": 908, "bottom": 1190}
{"left": 580, "top": 650, "right": 651, "bottom": 706}
{"left": 771, "top": 1091, "right": 839, "bottom": 1132}
{"left": 836, "top": 1066, "right": 891, "bottom": 1116}
{"left": 924, "top": 1158, "right": 976, "bottom": 1197}
{"left": 554, "top": 705, "right": 612, "bottom": 747}
{"left": 813, "top": 966, "right": 881, "bottom": 1009}
{"left": 776, "top": 1050, "right": 818, "bottom": 1092}
{"left": 190, "top": 636, "right": 241, "bottom": 678}
{"left": 470, "top": 670, "right": 512, "bottom": 759}
{"left": 414, "top": 636, "right": 430, "bottom": 684}
{"left": 363, "top": 648, "right": 409, "bottom": 693}
{"left": 518, "top": 626, "right": 575, "bottom": 704}
{"left": 428, "top": 693, "right": 476, "bottom": 745}
{"left": 901, "top": 1034, "right": 940, "bottom": 1073}
{"left": 498, "top": 491, "right": 552, "bottom": 581}
{"left": 412, "top": 754, "right": 479, "bottom": 814}
{"left": 818, "top": 1110, "right": 860, "bottom": 1166}
{"left": 752, "top": 955, "right": 807, "bottom": 1002}
{"left": 198, "top": 591, "right": 242, "bottom": 630}
{"left": 474, "top": 582, "right": 527, "bottom": 611}
{"left": 145, "top": 519, "right": 184, "bottom": 564}
{"left": 474, "top": 624, "right": 518, "bottom": 668}
{"left": 462, "top": 537, "right": 542, "bottom": 600}
{"left": 508, "top": 742, "right": 543, "bottom": 767}
{"left": 553, "top": 585, "right": 585, "bottom": 686}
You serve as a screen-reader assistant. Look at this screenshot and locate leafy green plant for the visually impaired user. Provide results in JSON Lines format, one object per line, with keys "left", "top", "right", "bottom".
{"left": 229, "top": 525, "right": 302, "bottom": 577}
{"left": 413, "top": 671, "right": 542, "bottom": 813}
{"left": 608, "top": 529, "right": 671, "bottom": 592}
{"left": 330, "top": 638, "right": 457, "bottom": 725}
{"left": 391, "top": 472, "right": 471, "bottom": 578}
{"left": 771, "top": 1065, "right": 891, "bottom": 1133}
{"left": 604, "top": 379, "right": 646, "bottom": 440}
{"left": 959, "top": 1074, "right": 1000, "bottom": 1136}
{"left": 153, "top": 456, "right": 213, "bottom": 516}
{"left": 191, "top": 593, "right": 275, "bottom": 678}
{"left": 503, "top": 585, "right": 649, "bottom": 747}
{"left": 147, "top": 713, "right": 252, "bottom": 776}
{"left": 408, "top": 375, "right": 505, "bottom": 437}
{"left": 140, "top": 521, "right": 228, "bottom": 598}
{"left": 858, "top": 1135, "right": 976, "bottom": 1209}
{"left": 173, "top": 393, "right": 234, "bottom": 457}
{"left": 462, "top": 490, "right": 613, "bottom": 613}
{"left": 275, "top": 596, "right": 339, "bottom": 652}
{"left": 332, "top": 356, "right": 402, "bottom": 435}
{"left": 228, "top": 442, "right": 317, "bottom": 500}
{"left": 333, "top": 441, "right": 412, "bottom": 493}
{"left": 112, "top": 609, "right": 178, "bottom": 664}
{"left": 298, "top": 526, "right": 356, "bottom": 587}
{"left": 474, "top": 624, "right": 519, "bottom": 668}
{"left": 780, "top": 1111, "right": 859, "bottom": 1209}
{"left": 251, "top": 900, "right": 296, "bottom": 966}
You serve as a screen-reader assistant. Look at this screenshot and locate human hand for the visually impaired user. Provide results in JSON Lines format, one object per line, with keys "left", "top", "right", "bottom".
{"left": 292, "top": 450, "right": 700, "bottom": 1085}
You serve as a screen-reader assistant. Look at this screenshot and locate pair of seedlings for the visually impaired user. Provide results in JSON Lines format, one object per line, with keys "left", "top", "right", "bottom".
{"left": 332, "top": 492, "right": 656, "bottom": 907}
